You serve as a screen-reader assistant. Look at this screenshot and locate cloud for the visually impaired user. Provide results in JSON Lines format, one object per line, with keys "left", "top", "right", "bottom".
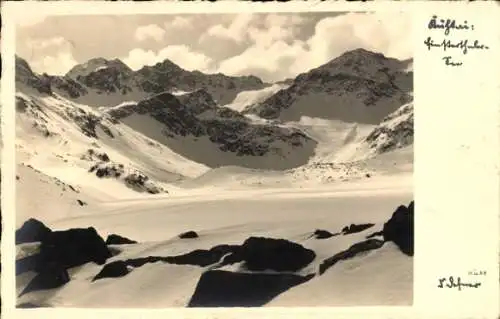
{"left": 24, "top": 37, "right": 78, "bottom": 75}
{"left": 294, "top": 11, "right": 412, "bottom": 72}
{"left": 18, "top": 12, "right": 412, "bottom": 82}
{"left": 218, "top": 40, "right": 307, "bottom": 81}
{"left": 30, "top": 51, "right": 78, "bottom": 76}
{"left": 199, "top": 13, "right": 308, "bottom": 49}
{"left": 204, "top": 14, "right": 256, "bottom": 43}
{"left": 135, "top": 24, "right": 166, "bottom": 42}
{"left": 215, "top": 12, "right": 412, "bottom": 82}
{"left": 122, "top": 45, "right": 214, "bottom": 72}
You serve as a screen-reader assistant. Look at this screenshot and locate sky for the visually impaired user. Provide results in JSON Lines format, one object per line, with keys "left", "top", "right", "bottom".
{"left": 16, "top": 12, "right": 412, "bottom": 82}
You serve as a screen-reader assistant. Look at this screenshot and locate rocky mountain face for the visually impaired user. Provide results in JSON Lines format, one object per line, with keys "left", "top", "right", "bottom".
{"left": 15, "top": 56, "right": 268, "bottom": 107}
{"left": 176, "top": 88, "right": 218, "bottom": 115}
{"left": 105, "top": 91, "right": 317, "bottom": 169}
{"left": 364, "top": 102, "right": 413, "bottom": 155}
{"left": 135, "top": 60, "right": 267, "bottom": 105}
{"left": 71, "top": 59, "right": 136, "bottom": 96}
{"left": 15, "top": 56, "right": 53, "bottom": 95}
{"left": 15, "top": 47, "right": 413, "bottom": 170}
{"left": 243, "top": 48, "right": 413, "bottom": 124}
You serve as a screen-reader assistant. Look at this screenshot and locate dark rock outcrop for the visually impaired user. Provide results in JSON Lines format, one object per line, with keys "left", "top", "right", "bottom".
{"left": 341, "top": 223, "right": 375, "bottom": 235}
{"left": 92, "top": 244, "right": 241, "bottom": 281}
{"left": 16, "top": 218, "right": 52, "bottom": 244}
{"left": 135, "top": 60, "right": 266, "bottom": 105}
{"left": 179, "top": 231, "right": 199, "bottom": 239}
{"left": 60, "top": 56, "right": 267, "bottom": 106}
{"left": 365, "top": 230, "right": 384, "bottom": 239}
{"left": 108, "top": 92, "right": 205, "bottom": 137}
{"left": 17, "top": 226, "right": 112, "bottom": 295}
{"left": 176, "top": 88, "right": 217, "bottom": 115}
{"left": 19, "top": 264, "right": 70, "bottom": 296}
{"left": 105, "top": 234, "right": 138, "bottom": 245}
{"left": 235, "top": 237, "right": 316, "bottom": 272}
{"left": 188, "top": 270, "right": 314, "bottom": 307}
{"left": 105, "top": 91, "right": 316, "bottom": 170}
{"left": 90, "top": 237, "right": 316, "bottom": 282}
{"left": 76, "top": 199, "right": 87, "bottom": 206}
{"left": 311, "top": 229, "right": 337, "bottom": 239}
{"left": 319, "top": 239, "right": 384, "bottom": 275}
{"left": 38, "top": 227, "right": 111, "bottom": 271}
{"left": 165, "top": 244, "right": 240, "bottom": 267}
{"left": 93, "top": 261, "right": 130, "bottom": 281}
{"left": 383, "top": 201, "right": 414, "bottom": 256}
{"left": 15, "top": 56, "right": 52, "bottom": 95}
{"left": 40, "top": 74, "right": 88, "bottom": 99}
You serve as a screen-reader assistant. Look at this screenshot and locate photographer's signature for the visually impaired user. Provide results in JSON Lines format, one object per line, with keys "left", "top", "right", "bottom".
{"left": 437, "top": 276, "right": 482, "bottom": 291}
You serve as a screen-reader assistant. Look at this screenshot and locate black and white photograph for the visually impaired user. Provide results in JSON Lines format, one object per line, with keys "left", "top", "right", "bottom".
{"left": 13, "top": 11, "right": 414, "bottom": 308}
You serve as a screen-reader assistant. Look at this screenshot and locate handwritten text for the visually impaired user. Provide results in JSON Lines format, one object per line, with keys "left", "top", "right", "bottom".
{"left": 437, "top": 276, "right": 482, "bottom": 291}
{"left": 425, "top": 15, "right": 490, "bottom": 67}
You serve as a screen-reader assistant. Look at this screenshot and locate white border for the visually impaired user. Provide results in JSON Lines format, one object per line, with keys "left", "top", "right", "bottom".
{"left": 2, "top": 1, "right": 500, "bottom": 319}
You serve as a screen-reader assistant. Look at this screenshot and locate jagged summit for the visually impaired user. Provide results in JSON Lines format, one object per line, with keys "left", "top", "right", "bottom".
{"left": 15, "top": 55, "right": 53, "bottom": 95}
{"left": 66, "top": 57, "right": 132, "bottom": 79}
{"left": 14, "top": 55, "right": 268, "bottom": 107}
{"left": 139, "top": 58, "right": 184, "bottom": 74}
{"left": 15, "top": 56, "right": 35, "bottom": 77}
{"left": 300, "top": 48, "right": 411, "bottom": 84}
{"left": 337, "top": 48, "right": 387, "bottom": 60}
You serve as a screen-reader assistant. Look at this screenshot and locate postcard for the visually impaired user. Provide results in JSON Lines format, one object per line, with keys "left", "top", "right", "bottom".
{"left": 0, "top": 1, "right": 498, "bottom": 318}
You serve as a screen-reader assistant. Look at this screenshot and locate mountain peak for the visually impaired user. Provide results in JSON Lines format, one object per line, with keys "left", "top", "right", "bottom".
{"left": 344, "top": 47, "right": 385, "bottom": 57}
{"left": 155, "top": 59, "right": 183, "bottom": 71}
{"left": 306, "top": 47, "right": 410, "bottom": 79}
{"left": 66, "top": 57, "right": 132, "bottom": 79}
{"left": 326, "top": 48, "right": 388, "bottom": 67}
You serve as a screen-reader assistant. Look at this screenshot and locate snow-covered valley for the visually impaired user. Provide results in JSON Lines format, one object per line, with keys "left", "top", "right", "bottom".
{"left": 15, "top": 47, "right": 414, "bottom": 308}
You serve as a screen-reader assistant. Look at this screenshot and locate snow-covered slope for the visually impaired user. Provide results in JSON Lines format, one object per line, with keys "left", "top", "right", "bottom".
{"left": 16, "top": 174, "right": 412, "bottom": 307}
{"left": 223, "top": 83, "right": 289, "bottom": 112}
{"left": 16, "top": 91, "right": 210, "bottom": 202}
{"left": 325, "top": 102, "right": 414, "bottom": 163}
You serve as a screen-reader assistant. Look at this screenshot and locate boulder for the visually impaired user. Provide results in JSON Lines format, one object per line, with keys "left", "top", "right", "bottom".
{"left": 93, "top": 261, "right": 130, "bottom": 281}
{"left": 382, "top": 201, "right": 414, "bottom": 256}
{"left": 166, "top": 244, "right": 240, "bottom": 267}
{"left": 341, "top": 223, "right": 375, "bottom": 235}
{"left": 236, "top": 237, "right": 316, "bottom": 272}
{"left": 92, "top": 244, "right": 241, "bottom": 279}
{"left": 105, "top": 234, "right": 138, "bottom": 245}
{"left": 76, "top": 199, "right": 87, "bottom": 206}
{"left": 16, "top": 218, "right": 52, "bottom": 244}
{"left": 311, "top": 229, "right": 336, "bottom": 239}
{"left": 319, "top": 239, "right": 384, "bottom": 275}
{"left": 38, "top": 227, "right": 111, "bottom": 271}
{"left": 179, "top": 231, "right": 199, "bottom": 239}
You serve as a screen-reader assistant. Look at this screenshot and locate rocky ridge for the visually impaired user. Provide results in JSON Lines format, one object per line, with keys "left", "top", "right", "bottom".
{"left": 243, "top": 48, "right": 413, "bottom": 124}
